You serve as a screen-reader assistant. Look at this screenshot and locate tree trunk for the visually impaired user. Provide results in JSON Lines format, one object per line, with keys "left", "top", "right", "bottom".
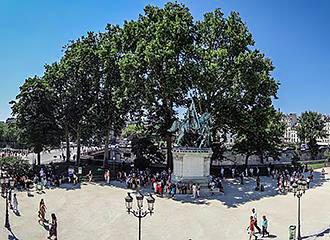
{"left": 210, "top": 129, "right": 218, "bottom": 169}
{"left": 37, "top": 152, "right": 41, "bottom": 165}
{"left": 76, "top": 125, "right": 81, "bottom": 166}
{"left": 166, "top": 134, "right": 173, "bottom": 171}
{"left": 65, "top": 124, "right": 70, "bottom": 162}
{"left": 245, "top": 154, "right": 250, "bottom": 167}
{"left": 103, "top": 124, "right": 110, "bottom": 168}
{"left": 259, "top": 153, "right": 264, "bottom": 164}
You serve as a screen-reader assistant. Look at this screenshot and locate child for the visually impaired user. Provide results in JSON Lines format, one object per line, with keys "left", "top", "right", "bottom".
{"left": 261, "top": 215, "right": 270, "bottom": 238}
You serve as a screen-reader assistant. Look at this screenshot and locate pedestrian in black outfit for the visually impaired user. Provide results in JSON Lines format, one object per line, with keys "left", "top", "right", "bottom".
{"left": 48, "top": 213, "right": 57, "bottom": 240}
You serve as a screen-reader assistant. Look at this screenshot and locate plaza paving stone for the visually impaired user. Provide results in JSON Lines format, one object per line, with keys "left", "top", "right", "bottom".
{"left": 0, "top": 168, "right": 329, "bottom": 240}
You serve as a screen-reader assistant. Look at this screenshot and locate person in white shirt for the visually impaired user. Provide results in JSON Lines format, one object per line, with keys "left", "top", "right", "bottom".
{"left": 250, "top": 168, "right": 254, "bottom": 177}
{"left": 196, "top": 184, "right": 200, "bottom": 198}
{"left": 252, "top": 208, "right": 261, "bottom": 233}
{"left": 192, "top": 183, "right": 197, "bottom": 199}
{"left": 12, "top": 194, "right": 18, "bottom": 214}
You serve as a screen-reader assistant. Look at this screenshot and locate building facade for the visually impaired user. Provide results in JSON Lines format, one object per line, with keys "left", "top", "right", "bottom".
{"left": 283, "top": 113, "right": 330, "bottom": 146}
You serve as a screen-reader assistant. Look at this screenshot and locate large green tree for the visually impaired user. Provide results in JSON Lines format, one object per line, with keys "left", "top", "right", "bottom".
{"left": 233, "top": 109, "right": 285, "bottom": 165}
{"left": 96, "top": 26, "right": 128, "bottom": 168}
{"left": 60, "top": 32, "right": 101, "bottom": 166}
{"left": 230, "top": 50, "right": 281, "bottom": 165}
{"left": 11, "top": 76, "right": 60, "bottom": 164}
{"left": 193, "top": 9, "right": 282, "bottom": 165}
{"left": 120, "top": 2, "right": 196, "bottom": 170}
{"left": 122, "top": 124, "right": 164, "bottom": 170}
{"left": 44, "top": 62, "right": 73, "bottom": 162}
{"left": 193, "top": 10, "right": 255, "bottom": 163}
{"left": 297, "top": 111, "right": 327, "bottom": 160}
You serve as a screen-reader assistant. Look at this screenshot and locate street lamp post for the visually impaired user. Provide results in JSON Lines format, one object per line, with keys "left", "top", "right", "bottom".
{"left": 1, "top": 177, "right": 14, "bottom": 230}
{"left": 113, "top": 155, "right": 116, "bottom": 178}
{"left": 125, "top": 192, "right": 155, "bottom": 240}
{"left": 292, "top": 179, "right": 307, "bottom": 240}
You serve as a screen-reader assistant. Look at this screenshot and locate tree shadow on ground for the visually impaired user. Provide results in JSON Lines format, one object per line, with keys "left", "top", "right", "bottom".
{"left": 58, "top": 183, "right": 81, "bottom": 191}
{"left": 169, "top": 171, "right": 328, "bottom": 207}
{"left": 302, "top": 226, "right": 330, "bottom": 239}
{"left": 23, "top": 168, "right": 329, "bottom": 209}
{"left": 170, "top": 177, "right": 280, "bottom": 207}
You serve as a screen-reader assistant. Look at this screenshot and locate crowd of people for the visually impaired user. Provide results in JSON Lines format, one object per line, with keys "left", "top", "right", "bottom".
{"left": 0, "top": 149, "right": 30, "bottom": 159}
{"left": 112, "top": 168, "right": 227, "bottom": 198}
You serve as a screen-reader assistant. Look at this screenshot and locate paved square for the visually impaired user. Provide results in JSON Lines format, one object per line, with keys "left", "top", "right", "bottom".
{"left": 0, "top": 168, "right": 329, "bottom": 240}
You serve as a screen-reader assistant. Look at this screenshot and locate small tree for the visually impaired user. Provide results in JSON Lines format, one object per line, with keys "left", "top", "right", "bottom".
{"left": 0, "top": 157, "right": 31, "bottom": 177}
{"left": 297, "top": 111, "right": 327, "bottom": 160}
{"left": 11, "top": 76, "right": 60, "bottom": 164}
{"left": 131, "top": 136, "right": 165, "bottom": 170}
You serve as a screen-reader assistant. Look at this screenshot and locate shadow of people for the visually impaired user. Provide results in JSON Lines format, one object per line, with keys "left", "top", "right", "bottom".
{"left": 8, "top": 229, "right": 19, "bottom": 240}
{"left": 27, "top": 192, "right": 34, "bottom": 197}
{"left": 40, "top": 220, "right": 50, "bottom": 231}
{"left": 14, "top": 211, "right": 21, "bottom": 217}
{"left": 268, "top": 234, "right": 277, "bottom": 238}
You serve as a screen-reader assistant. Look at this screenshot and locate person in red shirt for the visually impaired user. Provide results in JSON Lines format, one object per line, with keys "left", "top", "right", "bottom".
{"left": 248, "top": 216, "right": 257, "bottom": 240}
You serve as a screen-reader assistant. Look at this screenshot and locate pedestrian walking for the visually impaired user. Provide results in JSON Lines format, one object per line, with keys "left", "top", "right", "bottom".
{"left": 256, "top": 176, "right": 261, "bottom": 191}
{"left": 240, "top": 172, "right": 244, "bottom": 185}
{"left": 197, "top": 183, "right": 200, "bottom": 198}
{"left": 252, "top": 208, "right": 261, "bottom": 233}
{"left": 321, "top": 168, "right": 325, "bottom": 176}
{"left": 249, "top": 168, "right": 254, "bottom": 177}
{"left": 192, "top": 183, "right": 197, "bottom": 199}
{"left": 87, "top": 170, "right": 93, "bottom": 183}
{"left": 231, "top": 168, "right": 235, "bottom": 178}
{"left": 247, "top": 216, "right": 257, "bottom": 240}
{"left": 220, "top": 167, "right": 225, "bottom": 179}
{"left": 104, "top": 170, "right": 110, "bottom": 184}
{"left": 48, "top": 213, "right": 57, "bottom": 240}
{"left": 261, "top": 215, "right": 270, "bottom": 237}
{"left": 12, "top": 193, "right": 18, "bottom": 214}
{"left": 38, "top": 199, "right": 47, "bottom": 223}
{"left": 209, "top": 181, "right": 215, "bottom": 195}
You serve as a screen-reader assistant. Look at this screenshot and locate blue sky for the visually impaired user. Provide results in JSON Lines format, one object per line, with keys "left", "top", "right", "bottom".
{"left": 1, "top": 0, "right": 329, "bottom": 121}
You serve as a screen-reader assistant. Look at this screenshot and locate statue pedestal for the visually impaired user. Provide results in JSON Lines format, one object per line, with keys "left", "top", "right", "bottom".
{"left": 172, "top": 148, "right": 212, "bottom": 186}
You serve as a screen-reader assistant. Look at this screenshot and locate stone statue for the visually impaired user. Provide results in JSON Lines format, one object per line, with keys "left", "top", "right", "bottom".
{"left": 168, "top": 99, "right": 212, "bottom": 148}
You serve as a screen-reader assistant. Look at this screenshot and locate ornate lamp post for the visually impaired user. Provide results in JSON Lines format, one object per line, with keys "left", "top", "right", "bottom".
{"left": 1, "top": 176, "right": 14, "bottom": 230}
{"left": 292, "top": 179, "right": 307, "bottom": 240}
{"left": 125, "top": 192, "right": 155, "bottom": 240}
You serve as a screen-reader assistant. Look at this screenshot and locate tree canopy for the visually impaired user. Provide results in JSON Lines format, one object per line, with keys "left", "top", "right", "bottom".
{"left": 11, "top": 76, "right": 60, "bottom": 164}
{"left": 297, "top": 111, "right": 327, "bottom": 160}
{"left": 11, "top": 2, "right": 283, "bottom": 168}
